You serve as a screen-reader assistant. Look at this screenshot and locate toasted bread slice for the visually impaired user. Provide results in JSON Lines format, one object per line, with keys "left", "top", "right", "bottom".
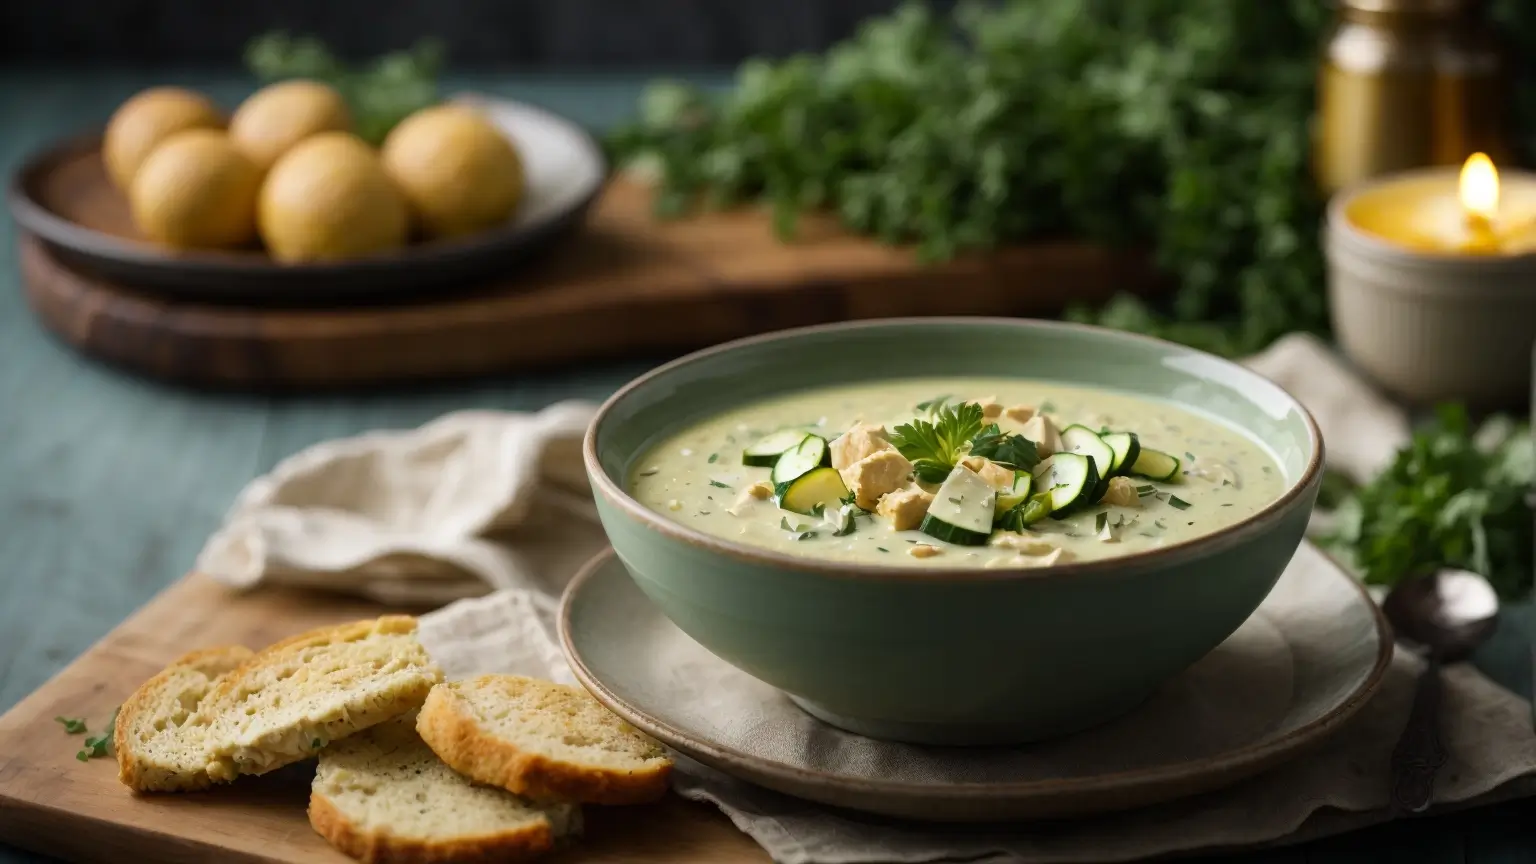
{"left": 114, "top": 645, "right": 255, "bottom": 792}
{"left": 310, "top": 712, "right": 580, "bottom": 863}
{"left": 199, "top": 615, "right": 442, "bottom": 782}
{"left": 416, "top": 675, "right": 672, "bottom": 805}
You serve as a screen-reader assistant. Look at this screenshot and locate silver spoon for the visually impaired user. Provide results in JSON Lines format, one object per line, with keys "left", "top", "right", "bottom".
{"left": 1381, "top": 568, "right": 1500, "bottom": 815}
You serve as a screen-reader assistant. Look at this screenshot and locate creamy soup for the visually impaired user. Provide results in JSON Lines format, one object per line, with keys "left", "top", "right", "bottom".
{"left": 629, "top": 378, "right": 1287, "bottom": 568}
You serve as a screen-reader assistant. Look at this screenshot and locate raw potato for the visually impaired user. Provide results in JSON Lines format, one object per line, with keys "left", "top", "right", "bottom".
{"left": 416, "top": 675, "right": 673, "bottom": 805}
{"left": 129, "top": 129, "right": 262, "bottom": 250}
{"left": 382, "top": 104, "right": 525, "bottom": 239}
{"left": 310, "top": 713, "right": 581, "bottom": 863}
{"left": 103, "top": 86, "right": 224, "bottom": 191}
{"left": 258, "top": 132, "right": 410, "bottom": 262}
{"left": 229, "top": 79, "right": 352, "bottom": 171}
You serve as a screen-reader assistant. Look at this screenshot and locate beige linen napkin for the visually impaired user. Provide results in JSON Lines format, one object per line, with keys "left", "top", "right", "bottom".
{"left": 198, "top": 332, "right": 1535, "bottom": 863}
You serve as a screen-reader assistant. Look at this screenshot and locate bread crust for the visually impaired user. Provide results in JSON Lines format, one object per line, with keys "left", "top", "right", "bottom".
{"left": 115, "top": 644, "right": 254, "bottom": 792}
{"left": 416, "top": 678, "right": 672, "bottom": 806}
{"left": 308, "top": 787, "right": 556, "bottom": 864}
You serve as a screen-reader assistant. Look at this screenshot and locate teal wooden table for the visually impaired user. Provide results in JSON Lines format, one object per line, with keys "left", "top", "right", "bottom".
{"left": 0, "top": 70, "right": 1531, "bottom": 863}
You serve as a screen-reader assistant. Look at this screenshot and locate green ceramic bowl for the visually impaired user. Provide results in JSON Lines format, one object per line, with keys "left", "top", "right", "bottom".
{"left": 583, "top": 318, "right": 1324, "bottom": 746}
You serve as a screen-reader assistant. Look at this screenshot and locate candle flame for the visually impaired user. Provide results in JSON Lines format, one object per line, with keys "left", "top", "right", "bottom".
{"left": 1459, "top": 152, "right": 1500, "bottom": 221}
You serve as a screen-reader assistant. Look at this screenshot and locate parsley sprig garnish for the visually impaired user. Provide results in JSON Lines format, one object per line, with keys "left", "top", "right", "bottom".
{"left": 55, "top": 716, "right": 87, "bottom": 734}
{"left": 969, "top": 424, "right": 1040, "bottom": 470}
{"left": 889, "top": 402, "right": 986, "bottom": 483}
{"left": 76, "top": 708, "right": 118, "bottom": 762}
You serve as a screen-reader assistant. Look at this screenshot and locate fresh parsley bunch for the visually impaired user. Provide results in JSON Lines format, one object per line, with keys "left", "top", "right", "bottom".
{"left": 1323, "top": 406, "right": 1534, "bottom": 601}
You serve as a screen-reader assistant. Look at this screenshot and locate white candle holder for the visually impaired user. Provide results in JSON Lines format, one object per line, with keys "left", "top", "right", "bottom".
{"left": 1325, "top": 166, "right": 1536, "bottom": 410}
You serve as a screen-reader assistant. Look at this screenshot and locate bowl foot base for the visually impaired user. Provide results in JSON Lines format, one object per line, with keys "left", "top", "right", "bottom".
{"left": 787, "top": 689, "right": 1156, "bottom": 747}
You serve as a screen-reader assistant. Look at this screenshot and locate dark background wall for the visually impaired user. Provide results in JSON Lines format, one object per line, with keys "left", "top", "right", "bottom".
{"left": 1, "top": 0, "right": 958, "bottom": 68}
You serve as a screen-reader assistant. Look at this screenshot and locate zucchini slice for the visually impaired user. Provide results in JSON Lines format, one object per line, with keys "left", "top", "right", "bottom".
{"left": 996, "top": 491, "right": 1053, "bottom": 532}
{"left": 1060, "top": 425, "right": 1114, "bottom": 501}
{"left": 775, "top": 467, "right": 849, "bottom": 516}
{"left": 919, "top": 466, "right": 997, "bottom": 546}
{"left": 1130, "top": 448, "right": 1182, "bottom": 482}
{"left": 770, "top": 435, "right": 829, "bottom": 485}
{"left": 1100, "top": 431, "right": 1141, "bottom": 476}
{"left": 1031, "top": 452, "right": 1099, "bottom": 517}
{"left": 993, "top": 471, "right": 1033, "bottom": 517}
{"left": 743, "top": 430, "right": 814, "bottom": 467}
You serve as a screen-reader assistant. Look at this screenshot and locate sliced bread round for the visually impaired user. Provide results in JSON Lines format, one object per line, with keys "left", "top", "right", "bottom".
{"left": 115, "top": 644, "right": 255, "bottom": 792}
{"left": 199, "top": 615, "right": 443, "bottom": 782}
{"left": 311, "top": 712, "right": 581, "bottom": 863}
{"left": 416, "top": 675, "right": 672, "bottom": 805}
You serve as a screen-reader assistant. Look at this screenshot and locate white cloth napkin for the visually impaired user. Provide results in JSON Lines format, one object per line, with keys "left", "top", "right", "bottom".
{"left": 197, "top": 332, "right": 1534, "bottom": 863}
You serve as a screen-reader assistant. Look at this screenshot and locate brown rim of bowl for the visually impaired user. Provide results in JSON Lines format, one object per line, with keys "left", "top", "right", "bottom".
{"left": 559, "top": 544, "right": 1393, "bottom": 797}
{"left": 582, "top": 316, "right": 1325, "bottom": 585}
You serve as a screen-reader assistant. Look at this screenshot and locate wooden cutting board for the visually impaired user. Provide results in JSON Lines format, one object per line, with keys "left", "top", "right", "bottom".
{"left": 17, "top": 145, "right": 1156, "bottom": 391}
{"left": 0, "top": 572, "right": 768, "bottom": 864}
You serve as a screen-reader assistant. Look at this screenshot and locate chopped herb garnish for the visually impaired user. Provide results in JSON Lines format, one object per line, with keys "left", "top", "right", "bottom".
{"left": 638, "top": 467, "right": 659, "bottom": 477}
{"left": 1188, "top": 521, "right": 1196, "bottom": 526}
{"left": 76, "top": 708, "right": 117, "bottom": 761}
{"left": 1222, "top": 503, "right": 1234, "bottom": 507}
{"left": 906, "top": 538, "right": 919, "bottom": 543}
{"left": 1039, "top": 401, "right": 1056, "bottom": 413}
{"left": 1168, "top": 496, "right": 1192, "bottom": 510}
{"left": 709, "top": 479, "right": 732, "bottom": 489}
{"left": 890, "top": 402, "right": 985, "bottom": 483}
{"left": 1094, "top": 512, "right": 1109, "bottom": 533}
{"left": 915, "top": 395, "right": 952, "bottom": 413}
{"left": 1155, "top": 519, "right": 1168, "bottom": 529}
{"left": 698, "top": 510, "right": 711, "bottom": 515}
{"left": 832, "top": 507, "right": 859, "bottom": 536}
{"left": 55, "top": 716, "right": 87, "bottom": 735}
{"left": 1185, "top": 452, "right": 1196, "bottom": 462}
{"left": 708, "top": 453, "right": 719, "bottom": 463}
{"left": 811, "top": 503, "right": 826, "bottom": 516}
{"left": 948, "top": 497, "right": 962, "bottom": 505}
{"left": 1139, "top": 532, "right": 1157, "bottom": 538}
{"left": 1136, "top": 484, "right": 1157, "bottom": 496}
{"left": 877, "top": 546, "right": 890, "bottom": 553}
{"left": 968, "top": 423, "right": 1040, "bottom": 469}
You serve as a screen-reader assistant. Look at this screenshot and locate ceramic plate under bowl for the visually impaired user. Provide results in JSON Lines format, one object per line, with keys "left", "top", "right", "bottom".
{"left": 561, "top": 543, "right": 1390, "bottom": 822}
{"left": 6, "top": 93, "right": 605, "bottom": 305}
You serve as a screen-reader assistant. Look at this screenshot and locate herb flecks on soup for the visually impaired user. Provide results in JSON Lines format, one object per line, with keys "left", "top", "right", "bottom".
{"left": 628, "top": 379, "right": 1287, "bottom": 568}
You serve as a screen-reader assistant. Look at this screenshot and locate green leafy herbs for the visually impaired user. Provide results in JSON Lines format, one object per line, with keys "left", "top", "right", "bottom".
{"left": 245, "top": 32, "right": 445, "bottom": 145}
{"left": 55, "top": 716, "right": 87, "bottom": 735}
{"left": 76, "top": 708, "right": 118, "bottom": 762}
{"left": 915, "top": 396, "right": 952, "bottom": 414}
{"left": 606, "top": 0, "right": 1344, "bottom": 356}
{"left": 969, "top": 424, "right": 1040, "bottom": 470}
{"left": 708, "top": 479, "right": 732, "bottom": 489}
{"left": 708, "top": 453, "right": 719, "bottom": 463}
{"left": 889, "top": 402, "right": 985, "bottom": 482}
{"left": 1322, "top": 405, "right": 1534, "bottom": 601}
{"left": 1167, "top": 495, "right": 1192, "bottom": 510}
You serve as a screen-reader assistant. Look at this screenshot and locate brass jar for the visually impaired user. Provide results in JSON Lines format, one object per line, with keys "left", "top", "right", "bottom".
{"left": 1314, "top": 0, "right": 1514, "bottom": 196}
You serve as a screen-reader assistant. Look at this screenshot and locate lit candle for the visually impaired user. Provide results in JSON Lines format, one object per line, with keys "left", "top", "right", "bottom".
{"left": 1340, "top": 153, "right": 1536, "bottom": 255}
{"left": 1325, "top": 155, "right": 1536, "bottom": 410}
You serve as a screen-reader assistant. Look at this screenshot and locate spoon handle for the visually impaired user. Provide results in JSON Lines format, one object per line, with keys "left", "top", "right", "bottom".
{"left": 1390, "top": 654, "right": 1447, "bottom": 815}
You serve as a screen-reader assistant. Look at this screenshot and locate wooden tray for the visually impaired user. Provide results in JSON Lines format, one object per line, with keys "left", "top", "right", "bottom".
{"left": 0, "top": 572, "right": 767, "bottom": 864}
{"left": 17, "top": 151, "right": 1156, "bottom": 390}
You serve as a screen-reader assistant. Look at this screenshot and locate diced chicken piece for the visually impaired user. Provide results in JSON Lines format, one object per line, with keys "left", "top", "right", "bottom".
{"left": 839, "top": 449, "right": 913, "bottom": 510}
{"left": 1020, "top": 415, "right": 1062, "bottom": 457}
{"left": 908, "top": 544, "right": 943, "bottom": 559}
{"left": 876, "top": 486, "right": 934, "bottom": 531}
{"left": 1004, "top": 404, "right": 1036, "bottom": 424}
{"left": 988, "top": 532, "right": 1059, "bottom": 556}
{"left": 829, "top": 423, "right": 893, "bottom": 470}
{"left": 1102, "top": 476, "right": 1141, "bottom": 508}
{"left": 971, "top": 396, "right": 1003, "bottom": 420}
{"left": 960, "top": 456, "right": 1015, "bottom": 490}
{"left": 727, "top": 482, "right": 775, "bottom": 516}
